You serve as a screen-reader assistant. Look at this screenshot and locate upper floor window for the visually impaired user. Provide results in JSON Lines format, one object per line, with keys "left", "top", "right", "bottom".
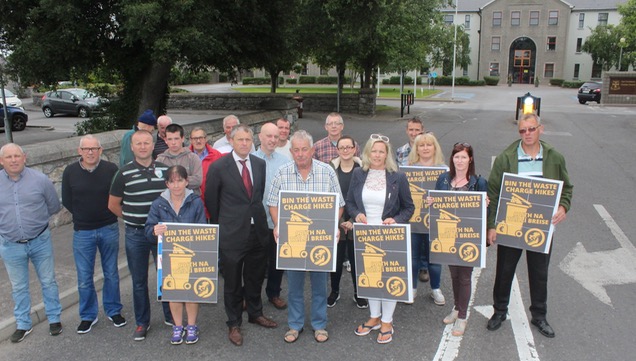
{"left": 547, "top": 37, "right": 557, "bottom": 51}
{"left": 491, "top": 36, "right": 501, "bottom": 51}
{"left": 576, "top": 38, "right": 583, "bottom": 53}
{"left": 598, "top": 13, "right": 608, "bottom": 26}
{"left": 548, "top": 11, "right": 558, "bottom": 25}
{"left": 493, "top": 11, "right": 502, "bottom": 27}
{"left": 465, "top": 15, "right": 471, "bottom": 29}
{"left": 530, "top": 11, "right": 540, "bottom": 26}
{"left": 578, "top": 13, "right": 585, "bottom": 28}
{"left": 511, "top": 11, "right": 521, "bottom": 26}
{"left": 444, "top": 14, "right": 454, "bottom": 25}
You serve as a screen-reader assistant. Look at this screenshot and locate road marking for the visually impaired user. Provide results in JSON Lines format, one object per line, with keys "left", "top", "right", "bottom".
{"left": 558, "top": 205, "right": 636, "bottom": 306}
{"left": 433, "top": 268, "right": 482, "bottom": 361}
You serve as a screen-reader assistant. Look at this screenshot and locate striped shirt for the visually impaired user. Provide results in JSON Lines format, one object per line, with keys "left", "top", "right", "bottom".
{"left": 517, "top": 143, "right": 543, "bottom": 177}
{"left": 109, "top": 160, "right": 168, "bottom": 227}
{"left": 267, "top": 160, "right": 345, "bottom": 208}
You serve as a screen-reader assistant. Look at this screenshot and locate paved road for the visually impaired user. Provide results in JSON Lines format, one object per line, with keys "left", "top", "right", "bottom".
{"left": 1, "top": 84, "right": 635, "bottom": 360}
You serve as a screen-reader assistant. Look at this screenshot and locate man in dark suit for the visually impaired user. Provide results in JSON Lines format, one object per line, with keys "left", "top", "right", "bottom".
{"left": 205, "top": 123, "right": 277, "bottom": 346}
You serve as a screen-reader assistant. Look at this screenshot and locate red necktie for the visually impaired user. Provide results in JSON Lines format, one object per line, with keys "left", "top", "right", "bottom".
{"left": 239, "top": 159, "right": 253, "bottom": 198}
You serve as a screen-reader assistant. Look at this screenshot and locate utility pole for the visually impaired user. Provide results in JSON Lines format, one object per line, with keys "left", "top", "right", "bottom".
{"left": 0, "top": 62, "right": 13, "bottom": 143}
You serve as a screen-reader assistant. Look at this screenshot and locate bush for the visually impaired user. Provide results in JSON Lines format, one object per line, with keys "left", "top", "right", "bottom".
{"left": 219, "top": 74, "right": 228, "bottom": 82}
{"left": 316, "top": 76, "right": 339, "bottom": 84}
{"left": 242, "top": 77, "right": 271, "bottom": 85}
{"left": 286, "top": 78, "right": 298, "bottom": 84}
{"left": 382, "top": 76, "right": 414, "bottom": 85}
{"left": 299, "top": 76, "right": 317, "bottom": 84}
{"left": 468, "top": 80, "right": 486, "bottom": 86}
{"left": 549, "top": 79, "right": 564, "bottom": 86}
{"left": 169, "top": 68, "right": 211, "bottom": 85}
{"left": 74, "top": 114, "right": 118, "bottom": 136}
{"left": 562, "top": 81, "right": 585, "bottom": 88}
{"left": 483, "top": 76, "right": 500, "bottom": 86}
{"left": 434, "top": 76, "right": 472, "bottom": 85}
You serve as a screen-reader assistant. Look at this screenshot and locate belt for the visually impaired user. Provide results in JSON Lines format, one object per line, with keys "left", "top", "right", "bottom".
{"left": 15, "top": 225, "right": 49, "bottom": 244}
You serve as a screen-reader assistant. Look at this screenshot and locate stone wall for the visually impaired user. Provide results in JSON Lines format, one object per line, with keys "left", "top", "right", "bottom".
{"left": 19, "top": 109, "right": 293, "bottom": 228}
{"left": 602, "top": 72, "right": 636, "bottom": 106}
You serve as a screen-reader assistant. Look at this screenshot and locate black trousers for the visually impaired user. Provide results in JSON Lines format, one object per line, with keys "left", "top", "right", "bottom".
{"left": 265, "top": 231, "right": 285, "bottom": 299}
{"left": 330, "top": 238, "right": 357, "bottom": 295}
{"left": 220, "top": 227, "right": 267, "bottom": 327}
{"left": 492, "top": 243, "right": 552, "bottom": 320}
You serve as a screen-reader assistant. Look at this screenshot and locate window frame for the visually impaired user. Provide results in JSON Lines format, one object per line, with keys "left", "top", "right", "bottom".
{"left": 548, "top": 11, "right": 558, "bottom": 25}
{"left": 598, "top": 13, "right": 608, "bottom": 26}
{"left": 511, "top": 11, "right": 521, "bottom": 26}
{"left": 544, "top": 63, "right": 555, "bottom": 78}
{"left": 493, "top": 11, "right": 502, "bottom": 27}
{"left": 464, "top": 14, "right": 471, "bottom": 29}
{"left": 491, "top": 36, "right": 501, "bottom": 51}
{"left": 578, "top": 13, "right": 585, "bottom": 28}
{"left": 530, "top": 11, "right": 540, "bottom": 26}
{"left": 576, "top": 38, "right": 583, "bottom": 53}
{"left": 547, "top": 36, "right": 557, "bottom": 51}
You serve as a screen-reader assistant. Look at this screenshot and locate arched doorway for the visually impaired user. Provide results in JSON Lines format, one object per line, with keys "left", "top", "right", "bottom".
{"left": 508, "top": 37, "right": 537, "bottom": 84}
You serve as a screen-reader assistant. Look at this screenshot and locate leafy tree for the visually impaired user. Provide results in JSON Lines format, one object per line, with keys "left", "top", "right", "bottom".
{"left": 427, "top": 21, "right": 471, "bottom": 76}
{"left": 618, "top": 0, "right": 636, "bottom": 69}
{"left": 582, "top": 25, "right": 623, "bottom": 71}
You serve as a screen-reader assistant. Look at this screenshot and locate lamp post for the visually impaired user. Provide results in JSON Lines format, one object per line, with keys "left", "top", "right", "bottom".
{"left": 619, "top": 37, "right": 626, "bottom": 71}
{"left": 451, "top": 0, "right": 458, "bottom": 100}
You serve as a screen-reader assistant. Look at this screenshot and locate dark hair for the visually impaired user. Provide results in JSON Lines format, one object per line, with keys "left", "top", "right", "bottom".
{"left": 165, "top": 124, "right": 184, "bottom": 137}
{"left": 448, "top": 142, "right": 475, "bottom": 181}
{"left": 164, "top": 165, "right": 188, "bottom": 182}
{"left": 337, "top": 135, "right": 356, "bottom": 148}
{"left": 407, "top": 118, "right": 423, "bottom": 127}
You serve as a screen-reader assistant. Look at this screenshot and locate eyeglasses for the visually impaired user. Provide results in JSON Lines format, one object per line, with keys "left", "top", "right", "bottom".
{"left": 518, "top": 126, "right": 540, "bottom": 134}
{"left": 326, "top": 122, "right": 343, "bottom": 127}
{"left": 80, "top": 147, "right": 101, "bottom": 153}
{"left": 190, "top": 136, "right": 206, "bottom": 141}
{"left": 337, "top": 145, "right": 355, "bottom": 151}
{"left": 370, "top": 134, "right": 390, "bottom": 142}
{"left": 454, "top": 142, "right": 471, "bottom": 148}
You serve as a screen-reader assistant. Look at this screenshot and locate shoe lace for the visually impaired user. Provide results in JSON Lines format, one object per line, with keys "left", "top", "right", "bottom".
{"left": 172, "top": 326, "right": 183, "bottom": 338}
{"left": 186, "top": 326, "right": 197, "bottom": 337}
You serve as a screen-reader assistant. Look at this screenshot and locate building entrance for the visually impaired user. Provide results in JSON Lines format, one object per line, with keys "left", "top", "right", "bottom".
{"left": 509, "top": 37, "right": 537, "bottom": 84}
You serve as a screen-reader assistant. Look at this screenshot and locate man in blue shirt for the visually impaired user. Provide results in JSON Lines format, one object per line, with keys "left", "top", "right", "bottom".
{"left": 0, "top": 143, "right": 63, "bottom": 343}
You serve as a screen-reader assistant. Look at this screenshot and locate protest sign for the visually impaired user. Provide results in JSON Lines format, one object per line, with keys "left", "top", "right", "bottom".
{"left": 400, "top": 166, "right": 448, "bottom": 233}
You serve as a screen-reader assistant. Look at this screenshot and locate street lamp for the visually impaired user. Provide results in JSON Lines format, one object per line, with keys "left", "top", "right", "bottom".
{"left": 618, "top": 37, "right": 626, "bottom": 71}
{"left": 451, "top": 0, "right": 458, "bottom": 100}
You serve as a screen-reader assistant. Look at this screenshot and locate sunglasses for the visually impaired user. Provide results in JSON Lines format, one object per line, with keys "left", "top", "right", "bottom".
{"left": 370, "top": 134, "right": 390, "bottom": 142}
{"left": 519, "top": 126, "right": 540, "bottom": 134}
{"left": 454, "top": 142, "right": 471, "bottom": 148}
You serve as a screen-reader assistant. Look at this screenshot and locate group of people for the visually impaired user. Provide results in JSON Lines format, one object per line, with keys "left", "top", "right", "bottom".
{"left": 0, "top": 108, "right": 571, "bottom": 347}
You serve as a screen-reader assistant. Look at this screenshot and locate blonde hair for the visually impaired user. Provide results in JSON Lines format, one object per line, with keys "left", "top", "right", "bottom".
{"left": 407, "top": 133, "right": 445, "bottom": 166}
{"left": 361, "top": 138, "right": 398, "bottom": 172}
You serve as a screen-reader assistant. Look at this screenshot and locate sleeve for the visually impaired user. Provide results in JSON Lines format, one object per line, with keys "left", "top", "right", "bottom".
{"left": 110, "top": 170, "right": 125, "bottom": 197}
{"left": 329, "top": 168, "right": 345, "bottom": 207}
{"left": 345, "top": 169, "right": 364, "bottom": 219}
{"left": 204, "top": 163, "right": 221, "bottom": 224}
{"left": 193, "top": 198, "right": 207, "bottom": 224}
{"left": 266, "top": 170, "right": 282, "bottom": 207}
{"left": 187, "top": 154, "right": 203, "bottom": 190}
{"left": 42, "top": 175, "right": 62, "bottom": 216}
{"left": 393, "top": 173, "right": 415, "bottom": 223}
{"left": 61, "top": 166, "right": 73, "bottom": 213}
{"left": 557, "top": 155, "right": 573, "bottom": 212}
{"left": 487, "top": 155, "right": 506, "bottom": 229}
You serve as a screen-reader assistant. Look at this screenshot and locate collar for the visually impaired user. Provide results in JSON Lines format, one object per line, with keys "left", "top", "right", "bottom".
{"left": 232, "top": 151, "right": 249, "bottom": 163}
{"left": 517, "top": 142, "right": 543, "bottom": 160}
{"left": 78, "top": 157, "right": 100, "bottom": 172}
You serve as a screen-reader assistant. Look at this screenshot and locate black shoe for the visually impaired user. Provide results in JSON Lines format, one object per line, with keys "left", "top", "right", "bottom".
{"left": 49, "top": 322, "right": 63, "bottom": 336}
{"left": 108, "top": 314, "right": 127, "bottom": 328}
{"left": 327, "top": 292, "right": 340, "bottom": 308}
{"left": 531, "top": 319, "right": 555, "bottom": 338}
{"left": 77, "top": 319, "right": 98, "bottom": 334}
{"left": 354, "top": 296, "right": 369, "bottom": 309}
{"left": 10, "top": 328, "right": 33, "bottom": 343}
{"left": 487, "top": 312, "right": 507, "bottom": 331}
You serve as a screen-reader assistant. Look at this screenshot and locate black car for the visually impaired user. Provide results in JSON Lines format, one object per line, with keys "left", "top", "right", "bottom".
{"left": 41, "top": 88, "right": 109, "bottom": 118}
{"left": 0, "top": 103, "right": 28, "bottom": 131}
{"left": 577, "top": 81, "right": 602, "bottom": 104}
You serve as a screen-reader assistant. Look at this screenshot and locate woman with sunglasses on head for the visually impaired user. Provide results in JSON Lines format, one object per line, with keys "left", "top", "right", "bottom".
{"left": 347, "top": 134, "right": 414, "bottom": 344}
{"left": 328, "top": 136, "right": 367, "bottom": 309}
{"left": 407, "top": 133, "right": 447, "bottom": 306}
{"left": 428, "top": 142, "right": 488, "bottom": 336}
{"left": 145, "top": 165, "right": 206, "bottom": 345}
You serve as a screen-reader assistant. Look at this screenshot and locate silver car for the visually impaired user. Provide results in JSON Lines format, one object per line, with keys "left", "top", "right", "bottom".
{"left": 41, "top": 88, "right": 109, "bottom": 118}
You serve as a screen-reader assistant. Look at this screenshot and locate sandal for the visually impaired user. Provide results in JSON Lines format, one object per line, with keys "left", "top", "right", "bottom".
{"left": 354, "top": 322, "right": 381, "bottom": 336}
{"left": 377, "top": 327, "right": 394, "bottom": 344}
{"left": 284, "top": 328, "right": 302, "bottom": 343}
{"left": 314, "top": 329, "right": 329, "bottom": 343}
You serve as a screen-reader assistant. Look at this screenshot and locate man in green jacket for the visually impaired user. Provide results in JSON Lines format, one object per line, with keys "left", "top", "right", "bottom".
{"left": 486, "top": 113, "right": 573, "bottom": 338}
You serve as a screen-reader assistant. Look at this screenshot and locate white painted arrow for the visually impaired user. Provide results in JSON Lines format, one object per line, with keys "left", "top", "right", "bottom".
{"left": 558, "top": 205, "right": 636, "bottom": 307}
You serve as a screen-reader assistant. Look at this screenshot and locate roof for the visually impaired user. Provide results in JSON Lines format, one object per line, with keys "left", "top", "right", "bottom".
{"left": 440, "top": 0, "right": 626, "bottom": 12}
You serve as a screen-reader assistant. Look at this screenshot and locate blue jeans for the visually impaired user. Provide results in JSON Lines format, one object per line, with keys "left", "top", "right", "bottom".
{"left": 411, "top": 233, "right": 442, "bottom": 289}
{"left": 125, "top": 226, "right": 171, "bottom": 326}
{"left": 73, "top": 222, "right": 122, "bottom": 321}
{"left": 0, "top": 229, "right": 61, "bottom": 329}
{"left": 287, "top": 271, "right": 328, "bottom": 331}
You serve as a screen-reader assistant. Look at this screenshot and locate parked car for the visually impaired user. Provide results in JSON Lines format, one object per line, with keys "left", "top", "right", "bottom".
{"left": 41, "top": 88, "right": 109, "bottom": 118}
{"left": 578, "top": 81, "right": 602, "bottom": 104}
{"left": 0, "top": 88, "right": 23, "bottom": 108}
{"left": 0, "top": 103, "right": 28, "bottom": 131}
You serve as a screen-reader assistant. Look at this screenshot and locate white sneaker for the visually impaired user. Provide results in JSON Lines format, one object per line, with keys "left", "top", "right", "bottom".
{"left": 405, "top": 289, "right": 417, "bottom": 305}
{"left": 431, "top": 289, "right": 445, "bottom": 305}
{"left": 443, "top": 309, "right": 459, "bottom": 324}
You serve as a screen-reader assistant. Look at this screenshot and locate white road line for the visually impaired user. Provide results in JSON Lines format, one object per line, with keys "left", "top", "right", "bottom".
{"left": 509, "top": 275, "right": 540, "bottom": 361}
{"left": 594, "top": 204, "right": 636, "bottom": 254}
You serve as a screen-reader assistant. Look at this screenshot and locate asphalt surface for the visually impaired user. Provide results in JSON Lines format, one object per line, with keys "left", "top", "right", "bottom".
{"left": 1, "top": 83, "right": 635, "bottom": 361}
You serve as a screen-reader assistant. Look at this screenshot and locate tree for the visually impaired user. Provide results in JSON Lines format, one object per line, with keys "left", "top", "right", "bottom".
{"left": 582, "top": 25, "right": 624, "bottom": 71}
{"left": 618, "top": 0, "right": 636, "bottom": 69}
{"left": 427, "top": 21, "right": 471, "bottom": 76}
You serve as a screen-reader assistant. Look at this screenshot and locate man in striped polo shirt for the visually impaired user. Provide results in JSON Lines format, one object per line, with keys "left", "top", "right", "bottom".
{"left": 108, "top": 130, "right": 173, "bottom": 341}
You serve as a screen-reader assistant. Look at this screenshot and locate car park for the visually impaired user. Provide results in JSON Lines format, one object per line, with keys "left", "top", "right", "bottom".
{"left": 577, "top": 81, "right": 602, "bottom": 104}
{"left": 0, "top": 88, "right": 23, "bottom": 108}
{"left": 0, "top": 103, "right": 29, "bottom": 131}
{"left": 41, "top": 88, "right": 109, "bottom": 118}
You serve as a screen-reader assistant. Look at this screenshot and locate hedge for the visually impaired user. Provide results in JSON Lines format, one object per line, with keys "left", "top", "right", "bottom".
{"left": 382, "top": 76, "right": 414, "bottom": 85}
{"left": 299, "top": 76, "right": 317, "bottom": 84}
{"left": 549, "top": 79, "right": 564, "bottom": 86}
{"left": 242, "top": 77, "right": 284, "bottom": 85}
{"left": 483, "top": 76, "right": 500, "bottom": 86}
{"left": 562, "top": 81, "right": 585, "bottom": 88}
{"left": 286, "top": 78, "right": 298, "bottom": 84}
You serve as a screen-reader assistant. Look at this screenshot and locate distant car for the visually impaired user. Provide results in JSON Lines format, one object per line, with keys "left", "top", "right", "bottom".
{"left": 578, "top": 81, "right": 602, "bottom": 104}
{"left": 0, "top": 103, "right": 28, "bottom": 131}
{"left": 41, "top": 88, "right": 109, "bottom": 118}
{"left": 0, "top": 88, "right": 23, "bottom": 108}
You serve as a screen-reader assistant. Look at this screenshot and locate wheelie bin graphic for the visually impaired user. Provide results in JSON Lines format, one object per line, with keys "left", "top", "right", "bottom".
{"left": 358, "top": 243, "right": 386, "bottom": 288}
{"left": 409, "top": 183, "right": 428, "bottom": 225}
{"left": 163, "top": 244, "right": 196, "bottom": 290}
{"left": 280, "top": 211, "right": 313, "bottom": 258}
{"left": 431, "top": 210, "right": 461, "bottom": 254}
{"left": 496, "top": 193, "right": 532, "bottom": 237}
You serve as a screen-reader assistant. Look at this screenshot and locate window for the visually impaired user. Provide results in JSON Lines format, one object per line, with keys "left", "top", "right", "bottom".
{"left": 530, "top": 11, "right": 540, "bottom": 26}
{"left": 576, "top": 38, "right": 582, "bottom": 53}
{"left": 463, "top": 69, "right": 468, "bottom": 76}
{"left": 465, "top": 15, "right": 471, "bottom": 29}
{"left": 489, "top": 63, "right": 500, "bottom": 76}
{"left": 320, "top": 68, "right": 328, "bottom": 76}
{"left": 444, "top": 14, "right": 454, "bottom": 25}
{"left": 548, "top": 11, "right": 558, "bottom": 25}
{"left": 547, "top": 37, "right": 556, "bottom": 51}
{"left": 598, "top": 13, "right": 608, "bottom": 26}
{"left": 578, "top": 13, "right": 585, "bottom": 28}
{"left": 491, "top": 37, "right": 501, "bottom": 51}
{"left": 592, "top": 62, "right": 602, "bottom": 78}
{"left": 493, "top": 11, "right": 502, "bottom": 27}
{"left": 301, "top": 64, "right": 308, "bottom": 75}
{"left": 544, "top": 63, "right": 554, "bottom": 78}
{"left": 511, "top": 11, "right": 521, "bottom": 26}
{"left": 573, "top": 64, "right": 580, "bottom": 79}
